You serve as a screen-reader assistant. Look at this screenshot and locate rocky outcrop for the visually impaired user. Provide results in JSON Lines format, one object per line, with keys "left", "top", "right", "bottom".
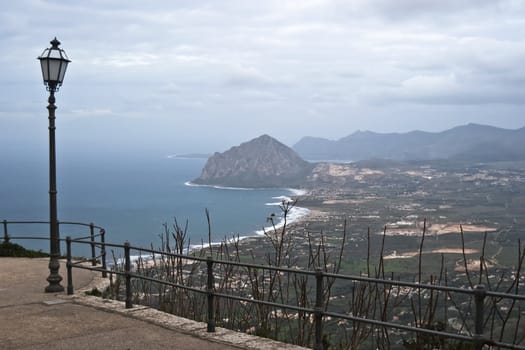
{"left": 193, "top": 135, "right": 313, "bottom": 188}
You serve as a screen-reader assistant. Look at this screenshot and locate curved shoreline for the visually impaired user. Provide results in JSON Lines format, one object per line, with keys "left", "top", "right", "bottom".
{"left": 184, "top": 181, "right": 310, "bottom": 251}
{"left": 185, "top": 181, "right": 308, "bottom": 196}
{"left": 187, "top": 204, "right": 310, "bottom": 252}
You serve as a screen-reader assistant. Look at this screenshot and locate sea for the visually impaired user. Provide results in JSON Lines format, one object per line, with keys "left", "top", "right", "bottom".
{"left": 0, "top": 153, "right": 308, "bottom": 256}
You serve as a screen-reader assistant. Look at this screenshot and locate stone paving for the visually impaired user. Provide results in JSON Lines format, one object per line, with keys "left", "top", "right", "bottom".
{"left": 0, "top": 258, "right": 308, "bottom": 350}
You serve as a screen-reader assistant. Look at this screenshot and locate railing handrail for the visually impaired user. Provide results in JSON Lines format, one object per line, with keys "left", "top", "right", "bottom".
{"left": 4, "top": 220, "right": 525, "bottom": 350}
{"left": 3, "top": 219, "right": 105, "bottom": 230}
{"left": 67, "top": 238, "right": 525, "bottom": 350}
{"left": 2, "top": 219, "right": 107, "bottom": 277}
{"left": 69, "top": 237, "right": 525, "bottom": 302}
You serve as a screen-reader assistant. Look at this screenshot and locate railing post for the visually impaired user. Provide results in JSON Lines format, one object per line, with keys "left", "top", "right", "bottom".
{"left": 206, "top": 256, "right": 215, "bottom": 332}
{"left": 314, "top": 268, "right": 324, "bottom": 350}
{"left": 66, "top": 236, "right": 73, "bottom": 295}
{"left": 473, "top": 284, "right": 486, "bottom": 350}
{"left": 124, "top": 241, "right": 132, "bottom": 309}
{"left": 100, "top": 229, "right": 107, "bottom": 278}
{"left": 90, "top": 223, "right": 96, "bottom": 266}
{"left": 3, "top": 220, "right": 9, "bottom": 243}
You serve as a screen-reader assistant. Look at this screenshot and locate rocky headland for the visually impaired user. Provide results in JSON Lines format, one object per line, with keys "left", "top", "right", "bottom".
{"left": 192, "top": 134, "right": 314, "bottom": 188}
{"left": 191, "top": 130, "right": 525, "bottom": 280}
{"left": 186, "top": 130, "right": 525, "bottom": 348}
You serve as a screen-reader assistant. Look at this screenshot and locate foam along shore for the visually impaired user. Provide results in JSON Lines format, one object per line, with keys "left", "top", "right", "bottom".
{"left": 183, "top": 183, "right": 310, "bottom": 245}
{"left": 257, "top": 192, "right": 310, "bottom": 236}
{"left": 112, "top": 204, "right": 310, "bottom": 267}
{"left": 185, "top": 181, "right": 309, "bottom": 196}
{"left": 185, "top": 181, "right": 257, "bottom": 191}
{"left": 188, "top": 192, "right": 310, "bottom": 250}
{"left": 110, "top": 188, "right": 310, "bottom": 266}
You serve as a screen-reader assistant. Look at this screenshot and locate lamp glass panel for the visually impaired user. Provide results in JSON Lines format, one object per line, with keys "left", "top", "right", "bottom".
{"left": 40, "top": 59, "right": 50, "bottom": 81}
{"left": 58, "top": 62, "right": 68, "bottom": 83}
{"left": 49, "top": 49, "right": 62, "bottom": 59}
{"left": 47, "top": 59, "right": 61, "bottom": 83}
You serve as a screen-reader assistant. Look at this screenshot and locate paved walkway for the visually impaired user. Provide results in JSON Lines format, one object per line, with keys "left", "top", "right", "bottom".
{"left": 0, "top": 258, "right": 307, "bottom": 350}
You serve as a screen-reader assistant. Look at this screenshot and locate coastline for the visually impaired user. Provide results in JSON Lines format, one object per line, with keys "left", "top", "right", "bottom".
{"left": 185, "top": 181, "right": 257, "bottom": 191}
{"left": 184, "top": 181, "right": 311, "bottom": 251}
{"left": 185, "top": 181, "right": 308, "bottom": 195}
{"left": 112, "top": 181, "right": 313, "bottom": 266}
{"left": 119, "top": 186, "right": 312, "bottom": 265}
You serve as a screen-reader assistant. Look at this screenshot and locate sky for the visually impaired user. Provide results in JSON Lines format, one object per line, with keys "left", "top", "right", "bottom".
{"left": 1, "top": 0, "right": 525, "bottom": 156}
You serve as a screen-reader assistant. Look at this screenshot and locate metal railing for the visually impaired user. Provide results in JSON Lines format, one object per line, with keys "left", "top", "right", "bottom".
{"left": 2, "top": 219, "right": 107, "bottom": 276}
{"left": 3, "top": 220, "right": 525, "bottom": 350}
{"left": 68, "top": 239, "right": 525, "bottom": 350}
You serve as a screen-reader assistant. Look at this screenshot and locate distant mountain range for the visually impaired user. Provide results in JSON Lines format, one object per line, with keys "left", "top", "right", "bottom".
{"left": 293, "top": 124, "right": 525, "bottom": 162}
{"left": 193, "top": 134, "right": 313, "bottom": 188}
{"left": 194, "top": 124, "right": 525, "bottom": 188}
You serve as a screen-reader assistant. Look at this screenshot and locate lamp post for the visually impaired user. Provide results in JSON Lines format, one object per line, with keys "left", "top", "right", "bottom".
{"left": 38, "top": 37, "right": 70, "bottom": 293}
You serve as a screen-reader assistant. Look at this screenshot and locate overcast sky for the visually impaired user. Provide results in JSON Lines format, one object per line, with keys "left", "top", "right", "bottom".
{"left": 2, "top": 0, "right": 525, "bottom": 155}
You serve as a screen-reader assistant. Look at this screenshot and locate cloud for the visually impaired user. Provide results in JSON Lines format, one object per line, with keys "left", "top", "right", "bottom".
{"left": 69, "top": 108, "right": 114, "bottom": 117}
{"left": 360, "top": 73, "right": 525, "bottom": 105}
{"left": 91, "top": 53, "right": 159, "bottom": 68}
{"left": 350, "top": 0, "right": 523, "bottom": 21}
{"left": 223, "top": 64, "right": 276, "bottom": 87}
{"left": 1, "top": 0, "right": 525, "bottom": 151}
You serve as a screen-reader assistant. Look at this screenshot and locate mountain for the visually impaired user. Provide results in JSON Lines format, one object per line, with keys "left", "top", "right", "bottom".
{"left": 293, "top": 124, "right": 525, "bottom": 162}
{"left": 193, "top": 135, "right": 313, "bottom": 188}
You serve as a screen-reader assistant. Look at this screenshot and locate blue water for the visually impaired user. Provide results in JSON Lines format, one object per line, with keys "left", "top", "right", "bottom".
{"left": 0, "top": 153, "right": 297, "bottom": 254}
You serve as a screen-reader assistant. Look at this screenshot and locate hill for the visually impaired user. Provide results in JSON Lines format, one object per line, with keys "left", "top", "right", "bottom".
{"left": 293, "top": 123, "right": 525, "bottom": 162}
{"left": 193, "top": 134, "right": 313, "bottom": 188}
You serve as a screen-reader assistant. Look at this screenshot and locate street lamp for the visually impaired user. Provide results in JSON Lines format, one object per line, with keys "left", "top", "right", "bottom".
{"left": 38, "top": 37, "right": 70, "bottom": 293}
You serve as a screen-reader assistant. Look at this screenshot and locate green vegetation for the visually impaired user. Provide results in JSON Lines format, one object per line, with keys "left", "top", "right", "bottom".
{"left": 0, "top": 242, "right": 49, "bottom": 258}
{"left": 104, "top": 204, "right": 524, "bottom": 349}
{"left": 103, "top": 159, "right": 525, "bottom": 349}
